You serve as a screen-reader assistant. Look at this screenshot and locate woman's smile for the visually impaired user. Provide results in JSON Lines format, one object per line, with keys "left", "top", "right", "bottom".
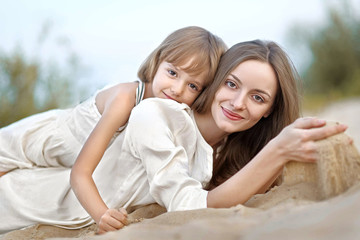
{"left": 221, "top": 107, "right": 243, "bottom": 121}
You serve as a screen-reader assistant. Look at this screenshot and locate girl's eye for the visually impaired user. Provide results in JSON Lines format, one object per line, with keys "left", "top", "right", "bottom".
{"left": 188, "top": 83, "right": 199, "bottom": 91}
{"left": 225, "top": 80, "right": 236, "bottom": 89}
{"left": 253, "top": 95, "right": 264, "bottom": 103}
{"left": 168, "top": 69, "right": 177, "bottom": 77}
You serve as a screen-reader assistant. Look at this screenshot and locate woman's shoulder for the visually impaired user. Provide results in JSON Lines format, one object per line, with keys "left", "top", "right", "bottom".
{"left": 130, "top": 98, "right": 193, "bottom": 128}
{"left": 135, "top": 98, "right": 191, "bottom": 116}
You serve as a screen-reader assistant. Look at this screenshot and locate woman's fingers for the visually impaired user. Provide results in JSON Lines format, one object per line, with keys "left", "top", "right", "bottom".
{"left": 304, "top": 122, "right": 347, "bottom": 142}
{"left": 291, "top": 117, "right": 347, "bottom": 141}
{"left": 274, "top": 118, "right": 348, "bottom": 165}
{"left": 293, "top": 117, "right": 326, "bottom": 129}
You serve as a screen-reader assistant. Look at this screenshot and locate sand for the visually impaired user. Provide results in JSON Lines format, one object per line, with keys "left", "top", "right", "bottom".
{"left": 2, "top": 98, "right": 360, "bottom": 240}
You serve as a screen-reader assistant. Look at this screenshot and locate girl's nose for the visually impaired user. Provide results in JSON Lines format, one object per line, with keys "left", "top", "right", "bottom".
{"left": 170, "top": 81, "right": 185, "bottom": 96}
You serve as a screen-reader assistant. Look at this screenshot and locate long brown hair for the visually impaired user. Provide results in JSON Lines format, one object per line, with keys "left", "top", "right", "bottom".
{"left": 137, "top": 26, "right": 227, "bottom": 87}
{"left": 192, "top": 40, "right": 302, "bottom": 188}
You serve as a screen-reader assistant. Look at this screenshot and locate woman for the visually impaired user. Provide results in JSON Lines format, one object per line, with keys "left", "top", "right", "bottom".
{"left": 0, "top": 40, "right": 346, "bottom": 234}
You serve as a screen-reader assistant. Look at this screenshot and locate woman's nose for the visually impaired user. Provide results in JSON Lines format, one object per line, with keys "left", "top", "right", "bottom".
{"left": 232, "top": 93, "right": 246, "bottom": 110}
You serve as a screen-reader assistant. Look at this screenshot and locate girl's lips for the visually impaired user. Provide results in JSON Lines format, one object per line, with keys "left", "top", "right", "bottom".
{"left": 163, "top": 92, "right": 175, "bottom": 101}
{"left": 221, "top": 107, "right": 243, "bottom": 121}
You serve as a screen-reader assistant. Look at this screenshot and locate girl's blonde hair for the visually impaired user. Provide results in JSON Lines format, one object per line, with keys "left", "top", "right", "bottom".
{"left": 193, "top": 40, "right": 302, "bottom": 188}
{"left": 137, "top": 26, "right": 227, "bottom": 87}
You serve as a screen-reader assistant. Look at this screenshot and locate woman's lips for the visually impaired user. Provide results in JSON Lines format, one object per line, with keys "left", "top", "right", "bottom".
{"left": 221, "top": 107, "right": 243, "bottom": 121}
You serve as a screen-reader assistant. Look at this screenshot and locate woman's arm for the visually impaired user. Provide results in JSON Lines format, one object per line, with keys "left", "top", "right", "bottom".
{"left": 70, "top": 83, "right": 137, "bottom": 233}
{"left": 207, "top": 118, "right": 347, "bottom": 208}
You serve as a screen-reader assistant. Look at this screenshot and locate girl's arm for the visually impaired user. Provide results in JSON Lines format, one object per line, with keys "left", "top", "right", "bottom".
{"left": 70, "top": 82, "right": 138, "bottom": 233}
{"left": 207, "top": 118, "right": 347, "bottom": 208}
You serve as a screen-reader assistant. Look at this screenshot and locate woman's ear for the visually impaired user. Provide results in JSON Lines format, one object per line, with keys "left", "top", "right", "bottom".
{"left": 263, "top": 108, "right": 273, "bottom": 118}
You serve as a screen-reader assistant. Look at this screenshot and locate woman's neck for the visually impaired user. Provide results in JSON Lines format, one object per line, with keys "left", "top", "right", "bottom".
{"left": 194, "top": 110, "right": 228, "bottom": 147}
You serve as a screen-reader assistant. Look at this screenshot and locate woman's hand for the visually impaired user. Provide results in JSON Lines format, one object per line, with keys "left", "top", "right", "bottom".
{"left": 207, "top": 117, "right": 347, "bottom": 208}
{"left": 97, "top": 208, "right": 128, "bottom": 234}
{"left": 271, "top": 117, "right": 347, "bottom": 164}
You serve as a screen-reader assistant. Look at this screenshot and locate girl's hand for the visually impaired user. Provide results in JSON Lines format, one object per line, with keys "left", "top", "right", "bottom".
{"left": 272, "top": 117, "right": 347, "bottom": 164}
{"left": 97, "top": 208, "right": 128, "bottom": 234}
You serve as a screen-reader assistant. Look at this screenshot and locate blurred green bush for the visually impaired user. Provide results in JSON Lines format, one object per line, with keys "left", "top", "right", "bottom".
{"left": 0, "top": 23, "right": 89, "bottom": 127}
{"left": 288, "top": 1, "right": 360, "bottom": 111}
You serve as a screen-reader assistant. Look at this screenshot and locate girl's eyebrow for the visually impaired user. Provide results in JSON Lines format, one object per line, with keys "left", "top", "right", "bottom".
{"left": 167, "top": 62, "right": 178, "bottom": 69}
{"left": 230, "top": 74, "right": 272, "bottom": 98}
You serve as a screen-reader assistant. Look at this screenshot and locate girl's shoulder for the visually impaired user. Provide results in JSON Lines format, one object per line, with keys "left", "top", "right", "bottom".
{"left": 98, "top": 82, "right": 139, "bottom": 97}
{"left": 95, "top": 82, "right": 139, "bottom": 114}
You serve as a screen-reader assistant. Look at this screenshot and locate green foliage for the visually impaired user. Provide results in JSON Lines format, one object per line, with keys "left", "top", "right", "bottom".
{"left": 287, "top": 1, "right": 360, "bottom": 111}
{"left": 0, "top": 24, "right": 89, "bottom": 127}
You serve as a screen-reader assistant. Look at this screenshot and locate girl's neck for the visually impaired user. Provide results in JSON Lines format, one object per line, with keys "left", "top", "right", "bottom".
{"left": 194, "top": 110, "right": 228, "bottom": 147}
{"left": 143, "top": 82, "right": 154, "bottom": 99}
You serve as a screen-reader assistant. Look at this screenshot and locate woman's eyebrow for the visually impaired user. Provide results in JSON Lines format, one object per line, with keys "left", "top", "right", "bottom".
{"left": 230, "top": 73, "right": 241, "bottom": 83}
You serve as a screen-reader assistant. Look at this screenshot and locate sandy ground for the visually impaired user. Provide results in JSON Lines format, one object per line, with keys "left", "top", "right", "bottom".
{"left": 2, "top": 98, "right": 360, "bottom": 240}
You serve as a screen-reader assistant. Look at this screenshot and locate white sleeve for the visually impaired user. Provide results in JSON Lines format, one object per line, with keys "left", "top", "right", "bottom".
{"left": 127, "top": 99, "right": 208, "bottom": 211}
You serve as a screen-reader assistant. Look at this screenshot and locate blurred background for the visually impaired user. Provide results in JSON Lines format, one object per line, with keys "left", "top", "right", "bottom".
{"left": 0, "top": 0, "right": 359, "bottom": 128}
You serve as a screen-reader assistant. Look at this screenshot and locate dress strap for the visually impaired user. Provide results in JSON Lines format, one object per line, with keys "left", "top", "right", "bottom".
{"left": 135, "top": 81, "right": 145, "bottom": 106}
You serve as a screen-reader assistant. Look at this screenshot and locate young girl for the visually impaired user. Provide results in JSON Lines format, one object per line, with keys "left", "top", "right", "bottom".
{"left": 0, "top": 40, "right": 346, "bottom": 234}
{"left": 0, "top": 26, "right": 227, "bottom": 177}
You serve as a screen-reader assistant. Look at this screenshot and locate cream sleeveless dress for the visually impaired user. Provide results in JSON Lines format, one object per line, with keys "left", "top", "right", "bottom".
{"left": 0, "top": 81, "right": 145, "bottom": 172}
{"left": 0, "top": 81, "right": 146, "bottom": 233}
{"left": 0, "top": 95, "right": 213, "bottom": 235}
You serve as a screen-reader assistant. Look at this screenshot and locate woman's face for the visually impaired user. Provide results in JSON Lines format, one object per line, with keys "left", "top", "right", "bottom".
{"left": 211, "top": 59, "right": 278, "bottom": 133}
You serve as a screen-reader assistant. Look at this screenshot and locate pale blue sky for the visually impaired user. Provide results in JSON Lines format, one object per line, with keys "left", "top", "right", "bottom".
{"left": 0, "top": 0, "right": 353, "bottom": 93}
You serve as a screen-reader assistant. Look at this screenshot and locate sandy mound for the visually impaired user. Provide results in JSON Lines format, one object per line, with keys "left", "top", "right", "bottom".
{"left": 282, "top": 124, "right": 360, "bottom": 199}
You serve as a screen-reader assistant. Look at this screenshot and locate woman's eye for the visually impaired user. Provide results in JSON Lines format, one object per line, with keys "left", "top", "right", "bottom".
{"left": 168, "top": 69, "right": 177, "bottom": 77}
{"left": 253, "top": 95, "right": 264, "bottom": 103}
{"left": 226, "top": 80, "right": 236, "bottom": 88}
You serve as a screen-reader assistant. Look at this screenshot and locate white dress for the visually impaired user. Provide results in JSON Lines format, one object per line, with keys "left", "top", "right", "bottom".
{"left": 0, "top": 98, "right": 213, "bottom": 234}
{"left": 0, "top": 81, "right": 145, "bottom": 171}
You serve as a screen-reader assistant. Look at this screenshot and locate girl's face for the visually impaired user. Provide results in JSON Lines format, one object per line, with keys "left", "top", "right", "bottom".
{"left": 211, "top": 60, "right": 278, "bottom": 133}
{"left": 152, "top": 61, "right": 207, "bottom": 106}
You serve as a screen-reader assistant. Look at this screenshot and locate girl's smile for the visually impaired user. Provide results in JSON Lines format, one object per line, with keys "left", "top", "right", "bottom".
{"left": 162, "top": 91, "right": 176, "bottom": 101}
